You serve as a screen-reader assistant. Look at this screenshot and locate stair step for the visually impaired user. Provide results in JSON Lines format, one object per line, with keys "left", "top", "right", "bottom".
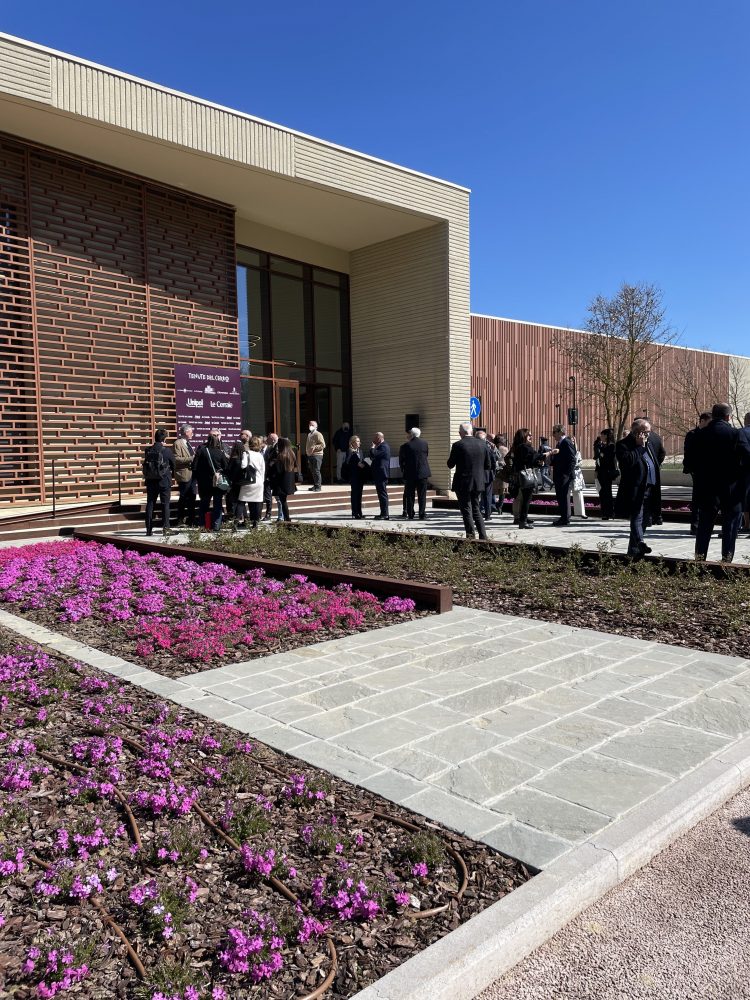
{"left": 0, "top": 487, "right": 439, "bottom": 542}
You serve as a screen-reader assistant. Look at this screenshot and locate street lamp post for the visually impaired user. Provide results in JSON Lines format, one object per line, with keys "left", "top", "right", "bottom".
{"left": 568, "top": 375, "right": 577, "bottom": 430}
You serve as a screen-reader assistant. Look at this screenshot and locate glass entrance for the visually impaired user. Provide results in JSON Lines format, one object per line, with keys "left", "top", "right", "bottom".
{"left": 237, "top": 245, "right": 351, "bottom": 485}
{"left": 275, "top": 381, "right": 300, "bottom": 447}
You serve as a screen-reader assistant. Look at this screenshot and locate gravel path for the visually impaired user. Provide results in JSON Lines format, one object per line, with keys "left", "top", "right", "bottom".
{"left": 480, "top": 785, "right": 750, "bottom": 1000}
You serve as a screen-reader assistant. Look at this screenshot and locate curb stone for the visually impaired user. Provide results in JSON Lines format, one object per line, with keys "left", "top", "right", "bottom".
{"left": 351, "top": 734, "right": 750, "bottom": 1000}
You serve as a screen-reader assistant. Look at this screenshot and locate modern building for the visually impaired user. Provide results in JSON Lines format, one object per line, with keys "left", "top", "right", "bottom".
{"left": 471, "top": 316, "right": 750, "bottom": 459}
{"left": 2, "top": 33, "right": 747, "bottom": 505}
{"left": 0, "top": 32, "right": 469, "bottom": 503}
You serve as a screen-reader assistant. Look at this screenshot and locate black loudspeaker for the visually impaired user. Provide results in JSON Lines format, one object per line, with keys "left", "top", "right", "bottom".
{"left": 405, "top": 413, "right": 420, "bottom": 432}
{"left": 567, "top": 407, "right": 579, "bottom": 426}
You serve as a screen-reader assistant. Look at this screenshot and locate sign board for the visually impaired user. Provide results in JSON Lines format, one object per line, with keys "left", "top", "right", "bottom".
{"left": 174, "top": 364, "right": 243, "bottom": 443}
{"left": 469, "top": 396, "right": 482, "bottom": 420}
{"left": 567, "top": 407, "right": 579, "bottom": 426}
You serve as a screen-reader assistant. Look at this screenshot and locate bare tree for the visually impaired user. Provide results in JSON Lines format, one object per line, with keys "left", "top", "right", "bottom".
{"left": 553, "top": 282, "right": 678, "bottom": 440}
{"left": 728, "top": 357, "right": 750, "bottom": 426}
{"left": 658, "top": 347, "right": 726, "bottom": 439}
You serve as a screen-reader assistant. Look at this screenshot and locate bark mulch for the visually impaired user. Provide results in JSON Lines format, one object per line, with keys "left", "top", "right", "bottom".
{"left": 0, "top": 628, "right": 530, "bottom": 999}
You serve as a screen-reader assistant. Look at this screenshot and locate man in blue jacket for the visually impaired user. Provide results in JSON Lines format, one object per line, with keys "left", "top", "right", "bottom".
{"left": 692, "top": 403, "right": 750, "bottom": 563}
{"left": 549, "top": 424, "right": 577, "bottom": 526}
{"left": 369, "top": 432, "right": 392, "bottom": 520}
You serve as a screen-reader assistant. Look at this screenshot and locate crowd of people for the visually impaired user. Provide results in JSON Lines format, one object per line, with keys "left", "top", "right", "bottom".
{"left": 142, "top": 425, "right": 298, "bottom": 535}
{"left": 142, "top": 405, "right": 750, "bottom": 562}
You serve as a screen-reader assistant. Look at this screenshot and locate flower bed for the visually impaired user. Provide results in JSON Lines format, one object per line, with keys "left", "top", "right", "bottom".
{"left": 0, "top": 541, "right": 424, "bottom": 678}
{"left": 0, "top": 629, "right": 529, "bottom": 998}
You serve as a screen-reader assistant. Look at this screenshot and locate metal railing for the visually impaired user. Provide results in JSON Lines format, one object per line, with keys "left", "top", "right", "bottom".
{"left": 49, "top": 453, "right": 131, "bottom": 518}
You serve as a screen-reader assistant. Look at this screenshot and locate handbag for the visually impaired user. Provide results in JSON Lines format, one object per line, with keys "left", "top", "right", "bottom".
{"left": 519, "top": 467, "right": 537, "bottom": 489}
{"left": 206, "top": 448, "right": 230, "bottom": 492}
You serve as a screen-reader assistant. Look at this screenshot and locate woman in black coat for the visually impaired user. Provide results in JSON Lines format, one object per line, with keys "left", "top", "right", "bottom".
{"left": 192, "top": 432, "right": 229, "bottom": 531}
{"left": 343, "top": 435, "right": 366, "bottom": 519}
{"left": 268, "top": 437, "right": 297, "bottom": 523}
{"left": 594, "top": 428, "right": 618, "bottom": 520}
{"left": 511, "top": 427, "right": 539, "bottom": 529}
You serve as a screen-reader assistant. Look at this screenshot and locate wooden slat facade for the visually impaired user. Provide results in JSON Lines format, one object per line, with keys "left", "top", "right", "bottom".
{"left": 0, "top": 132, "right": 237, "bottom": 504}
{"left": 471, "top": 316, "right": 731, "bottom": 458}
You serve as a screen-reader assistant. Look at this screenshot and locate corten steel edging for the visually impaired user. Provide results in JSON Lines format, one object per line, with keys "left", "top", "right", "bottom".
{"left": 71, "top": 529, "right": 453, "bottom": 613}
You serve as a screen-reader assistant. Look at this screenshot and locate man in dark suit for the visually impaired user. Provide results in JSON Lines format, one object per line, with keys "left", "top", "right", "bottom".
{"left": 398, "top": 433, "right": 411, "bottom": 518}
{"left": 142, "top": 427, "right": 176, "bottom": 537}
{"left": 615, "top": 418, "right": 662, "bottom": 557}
{"left": 683, "top": 412, "right": 711, "bottom": 534}
{"left": 369, "top": 432, "right": 391, "bottom": 520}
{"left": 549, "top": 424, "right": 577, "bottom": 526}
{"left": 401, "top": 427, "right": 432, "bottom": 520}
{"left": 692, "top": 403, "right": 750, "bottom": 563}
{"left": 261, "top": 433, "right": 279, "bottom": 520}
{"left": 447, "top": 422, "right": 491, "bottom": 539}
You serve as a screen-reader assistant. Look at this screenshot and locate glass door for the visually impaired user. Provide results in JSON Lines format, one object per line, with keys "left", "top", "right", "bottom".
{"left": 275, "top": 380, "right": 301, "bottom": 474}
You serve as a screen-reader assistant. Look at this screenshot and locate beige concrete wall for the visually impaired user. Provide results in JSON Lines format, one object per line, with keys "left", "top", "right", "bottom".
{"left": 350, "top": 218, "right": 470, "bottom": 491}
{"left": 730, "top": 355, "right": 750, "bottom": 422}
{"left": 235, "top": 218, "right": 349, "bottom": 273}
{"left": 0, "top": 37, "right": 50, "bottom": 102}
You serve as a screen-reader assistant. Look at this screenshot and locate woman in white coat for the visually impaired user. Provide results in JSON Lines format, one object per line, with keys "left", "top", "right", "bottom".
{"left": 229, "top": 436, "right": 265, "bottom": 529}
{"left": 570, "top": 437, "right": 588, "bottom": 519}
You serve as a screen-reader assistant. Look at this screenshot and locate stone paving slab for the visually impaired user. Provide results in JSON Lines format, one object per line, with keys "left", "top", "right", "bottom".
{"left": 102, "top": 495, "right": 750, "bottom": 565}
{"left": 282, "top": 496, "right": 750, "bottom": 563}
{"left": 2, "top": 601, "right": 749, "bottom": 872}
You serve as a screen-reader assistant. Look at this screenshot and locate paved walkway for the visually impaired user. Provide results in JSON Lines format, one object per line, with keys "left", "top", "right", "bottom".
{"left": 3, "top": 602, "right": 748, "bottom": 870}
{"left": 103, "top": 498, "right": 750, "bottom": 563}
{"left": 480, "top": 784, "right": 750, "bottom": 1000}
{"left": 288, "top": 494, "right": 750, "bottom": 563}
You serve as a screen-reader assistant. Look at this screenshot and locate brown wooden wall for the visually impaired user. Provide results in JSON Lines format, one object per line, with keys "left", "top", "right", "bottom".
{"left": 0, "top": 133, "right": 237, "bottom": 503}
{"left": 470, "top": 316, "right": 730, "bottom": 459}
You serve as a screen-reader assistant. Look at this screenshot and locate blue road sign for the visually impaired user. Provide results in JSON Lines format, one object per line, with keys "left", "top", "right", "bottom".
{"left": 469, "top": 396, "right": 481, "bottom": 420}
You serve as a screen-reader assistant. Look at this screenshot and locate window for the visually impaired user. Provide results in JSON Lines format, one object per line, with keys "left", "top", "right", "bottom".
{"left": 236, "top": 246, "right": 350, "bottom": 377}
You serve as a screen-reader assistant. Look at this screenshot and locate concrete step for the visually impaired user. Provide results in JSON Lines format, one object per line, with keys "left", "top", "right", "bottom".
{"left": 0, "top": 487, "right": 438, "bottom": 542}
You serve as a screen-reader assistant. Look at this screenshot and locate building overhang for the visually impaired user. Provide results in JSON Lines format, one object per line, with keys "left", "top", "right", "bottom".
{"left": 0, "top": 33, "right": 468, "bottom": 253}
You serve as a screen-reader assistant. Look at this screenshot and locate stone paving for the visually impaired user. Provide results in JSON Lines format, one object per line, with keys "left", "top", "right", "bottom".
{"left": 4, "top": 601, "right": 749, "bottom": 871}
{"left": 107, "top": 503, "right": 750, "bottom": 563}
{"left": 287, "top": 494, "right": 750, "bottom": 563}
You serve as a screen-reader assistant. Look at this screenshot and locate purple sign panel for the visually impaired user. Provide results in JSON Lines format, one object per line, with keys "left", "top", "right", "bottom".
{"left": 174, "top": 364, "right": 242, "bottom": 443}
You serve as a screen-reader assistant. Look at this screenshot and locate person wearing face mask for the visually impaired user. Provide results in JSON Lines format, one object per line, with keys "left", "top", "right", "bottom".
{"left": 305, "top": 420, "right": 326, "bottom": 492}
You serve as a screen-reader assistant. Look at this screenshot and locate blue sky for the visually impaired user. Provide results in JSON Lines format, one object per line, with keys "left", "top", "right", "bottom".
{"left": 3, "top": 1, "right": 748, "bottom": 352}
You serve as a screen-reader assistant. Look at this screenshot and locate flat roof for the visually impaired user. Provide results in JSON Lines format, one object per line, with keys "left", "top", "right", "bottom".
{"left": 0, "top": 31, "right": 470, "bottom": 195}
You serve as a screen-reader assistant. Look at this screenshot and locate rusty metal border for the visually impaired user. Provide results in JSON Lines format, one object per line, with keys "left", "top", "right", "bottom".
{"left": 71, "top": 528, "right": 453, "bottom": 613}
